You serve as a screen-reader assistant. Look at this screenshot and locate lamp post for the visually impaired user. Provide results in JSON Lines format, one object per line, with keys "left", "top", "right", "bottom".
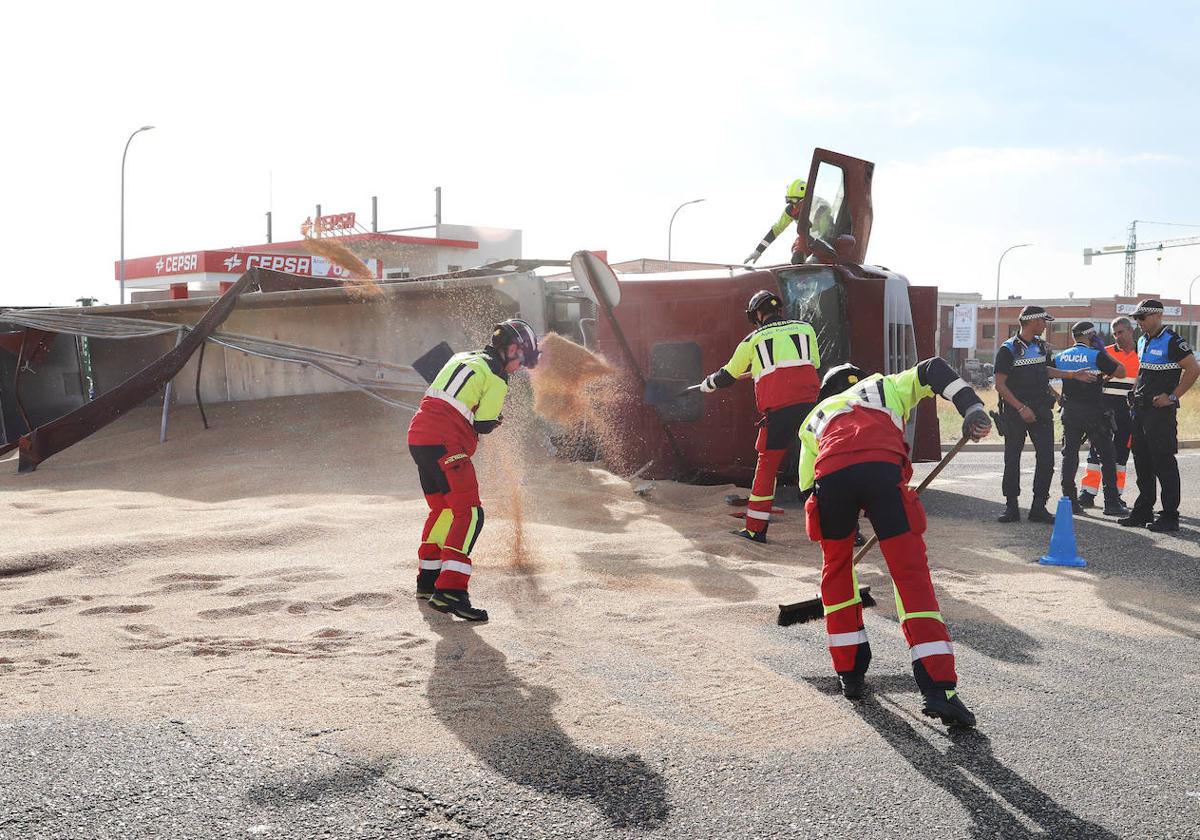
{"left": 993, "top": 243, "right": 1034, "bottom": 361}
{"left": 667, "top": 198, "right": 705, "bottom": 271}
{"left": 120, "top": 125, "right": 155, "bottom": 305}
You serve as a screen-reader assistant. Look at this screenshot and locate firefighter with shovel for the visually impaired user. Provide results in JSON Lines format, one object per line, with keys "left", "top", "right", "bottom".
{"left": 698, "top": 290, "right": 820, "bottom": 542}
{"left": 407, "top": 319, "right": 540, "bottom": 622}
{"left": 797, "top": 358, "right": 991, "bottom": 727}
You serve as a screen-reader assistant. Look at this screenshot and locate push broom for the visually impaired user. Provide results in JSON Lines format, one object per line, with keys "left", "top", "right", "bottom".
{"left": 776, "top": 434, "right": 971, "bottom": 627}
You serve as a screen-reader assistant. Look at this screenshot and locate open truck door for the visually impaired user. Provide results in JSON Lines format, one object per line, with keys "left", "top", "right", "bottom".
{"left": 799, "top": 148, "right": 874, "bottom": 265}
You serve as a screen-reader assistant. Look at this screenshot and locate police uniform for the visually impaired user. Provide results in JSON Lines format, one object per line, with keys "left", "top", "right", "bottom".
{"left": 799, "top": 357, "right": 989, "bottom": 726}
{"left": 705, "top": 302, "right": 820, "bottom": 538}
{"left": 994, "top": 322, "right": 1056, "bottom": 518}
{"left": 1080, "top": 342, "right": 1137, "bottom": 506}
{"left": 1053, "top": 325, "right": 1123, "bottom": 512}
{"left": 1123, "top": 306, "right": 1194, "bottom": 529}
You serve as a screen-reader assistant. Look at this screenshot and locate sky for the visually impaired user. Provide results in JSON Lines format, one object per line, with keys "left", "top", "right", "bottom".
{"left": 2, "top": 1, "right": 1199, "bottom": 307}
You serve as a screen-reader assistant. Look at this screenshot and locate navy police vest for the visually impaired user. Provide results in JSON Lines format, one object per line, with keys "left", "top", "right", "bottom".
{"left": 1002, "top": 336, "right": 1050, "bottom": 405}
{"left": 1055, "top": 343, "right": 1103, "bottom": 406}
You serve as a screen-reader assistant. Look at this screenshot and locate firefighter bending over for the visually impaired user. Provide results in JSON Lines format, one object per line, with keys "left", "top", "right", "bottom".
{"left": 407, "top": 319, "right": 540, "bottom": 622}
{"left": 799, "top": 358, "right": 992, "bottom": 727}
{"left": 744, "top": 179, "right": 809, "bottom": 266}
{"left": 700, "top": 290, "right": 820, "bottom": 542}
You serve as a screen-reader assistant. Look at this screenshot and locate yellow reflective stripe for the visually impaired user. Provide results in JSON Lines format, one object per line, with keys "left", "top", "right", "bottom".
{"left": 425, "top": 509, "right": 453, "bottom": 547}
{"left": 448, "top": 507, "right": 481, "bottom": 553}
{"left": 749, "top": 494, "right": 775, "bottom": 502}
{"left": 823, "top": 565, "right": 862, "bottom": 615}
{"left": 905, "top": 610, "right": 944, "bottom": 623}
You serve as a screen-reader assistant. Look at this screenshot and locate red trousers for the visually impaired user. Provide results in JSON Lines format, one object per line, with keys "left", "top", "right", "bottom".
{"left": 806, "top": 460, "right": 957, "bottom": 690}
{"left": 409, "top": 443, "right": 484, "bottom": 591}
{"left": 745, "top": 402, "right": 814, "bottom": 534}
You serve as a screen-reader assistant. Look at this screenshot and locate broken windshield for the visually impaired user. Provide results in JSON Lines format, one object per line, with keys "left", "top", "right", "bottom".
{"left": 776, "top": 267, "right": 849, "bottom": 374}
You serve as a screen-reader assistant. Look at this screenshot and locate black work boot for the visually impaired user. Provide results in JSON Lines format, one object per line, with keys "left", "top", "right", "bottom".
{"left": 732, "top": 527, "right": 768, "bottom": 544}
{"left": 428, "top": 589, "right": 489, "bottom": 622}
{"left": 1119, "top": 509, "right": 1154, "bottom": 528}
{"left": 415, "top": 569, "right": 439, "bottom": 600}
{"left": 1078, "top": 492, "right": 1096, "bottom": 509}
{"left": 1068, "top": 495, "right": 1083, "bottom": 515}
{"left": 838, "top": 672, "right": 867, "bottom": 701}
{"left": 1027, "top": 499, "right": 1055, "bottom": 524}
{"left": 1102, "top": 499, "right": 1130, "bottom": 517}
{"left": 1147, "top": 514, "right": 1180, "bottom": 533}
{"left": 921, "top": 688, "right": 977, "bottom": 728}
{"left": 997, "top": 500, "right": 1021, "bottom": 523}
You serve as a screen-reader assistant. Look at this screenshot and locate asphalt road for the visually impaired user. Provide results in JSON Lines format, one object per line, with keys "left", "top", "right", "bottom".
{"left": 2, "top": 448, "right": 1198, "bottom": 839}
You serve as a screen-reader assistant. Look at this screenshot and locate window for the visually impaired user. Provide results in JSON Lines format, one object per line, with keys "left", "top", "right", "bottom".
{"left": 982, "top": 323, "right": 996, "bottom": 340}
{"left": 649, "top": 342, "right": 704, "bottom": 423}
{"left": 446, "top": 264, "right": 462, "bottom": 273}
{"left": 808, "top": 162, "right": 852, "bottom": 246}
{"left": 776, "top": 267, "right": 850, "bottom": 371}
{"left": 386, "top": 268, "right": 411, "bottom": 280}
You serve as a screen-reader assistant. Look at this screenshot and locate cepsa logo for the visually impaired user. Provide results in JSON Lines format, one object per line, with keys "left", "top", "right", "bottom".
{"left": 245, "top": 254, "right": 312, "bottom": 274}
{"left": 155, "top": 253, "right": 199, "bottom": 274}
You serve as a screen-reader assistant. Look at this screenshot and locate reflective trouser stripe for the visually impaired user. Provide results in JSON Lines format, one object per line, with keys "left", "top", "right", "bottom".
{"left": 911, "top": 640, "right": 954, "bottom": 660}
{"left": 894, "top": 586, "right": 946, "bottom": 626}
{"left": 828, "top": 630, "right": 869, "bottom": 647}
{"left": 424, "top": 509, "right": 453, "bottom": 545}
{"left": 824, "top": 566, "right": 863, "bottom": 615}
{"left": 746, "top": 508, "right": 771, "bottom": 521}
{"left": 903, "top": 610, "right": 943, "bottom": 622}
{"left": 447, "top": 508, "right": 481, "bottom": 554}
{"left": 749, "top": 493, "right": 774, "bottom": 502}
{"left": 441, "top": 559, "right": 473, "bottom": 576}
{"left": 419, "top": 559, "right": 443, "bottom": 570}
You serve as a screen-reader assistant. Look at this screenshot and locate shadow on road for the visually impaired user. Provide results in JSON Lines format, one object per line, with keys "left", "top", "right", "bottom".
{"left": 423, "top": 612, "right": 670, "bottom": 830}
{"left": 806, "top": 675, "right": 1121, "bottom": 840}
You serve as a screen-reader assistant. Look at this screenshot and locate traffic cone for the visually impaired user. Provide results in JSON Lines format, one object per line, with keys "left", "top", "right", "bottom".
{"left": 1038, "top": 497, "right": 1087, "bottom": 568}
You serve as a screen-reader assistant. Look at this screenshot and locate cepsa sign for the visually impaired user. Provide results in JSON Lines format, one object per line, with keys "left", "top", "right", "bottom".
{"left": 117, "top": 249, "right": 383, "bottom": 280}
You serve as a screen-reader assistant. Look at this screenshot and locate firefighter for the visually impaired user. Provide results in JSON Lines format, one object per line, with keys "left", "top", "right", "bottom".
{"left": 993, "top": 305, "right": 1097, "bottom": 524}
{"left": 744, "top": 179, "right": 809, "bottom": 266}
{"left": 407, "top": 319, "right": 540, "bottom": 621}
{"left": 699, "top": 290, "right": 820, "bottom": 542}
{"left": 1079, "top": 316, "right": 1138, "bottom": 510}
{"left": 1118, "top": 300, "right": 1200, "bottom": 532}
{"left": 1054, "top": 322, "right": 1127, "bottom": 515}
{"left": 799, "top": 358, "right": 992, "bottom": 727}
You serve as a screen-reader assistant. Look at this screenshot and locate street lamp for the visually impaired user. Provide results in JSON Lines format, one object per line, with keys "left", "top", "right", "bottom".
{"left": 120, "top": 125, "right": 155, "bottom": 305}
{"left": 993, "top": 243, "right": 1034, "bottom": 361}
{"left": 667, "top": 198, "right": 705, "bottom": 271}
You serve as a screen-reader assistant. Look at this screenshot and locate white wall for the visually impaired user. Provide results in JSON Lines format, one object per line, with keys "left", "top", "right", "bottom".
{"left": 435, "top": 224, "right": 522, "bottom": 271}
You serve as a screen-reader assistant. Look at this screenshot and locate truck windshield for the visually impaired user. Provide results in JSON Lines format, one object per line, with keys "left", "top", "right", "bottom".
{"left": 776, "top": 267, "right": 849, "bottom": 372}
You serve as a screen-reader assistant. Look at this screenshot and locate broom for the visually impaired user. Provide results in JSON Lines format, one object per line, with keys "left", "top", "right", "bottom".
{"left": 776, "top": 434, "right": 971, "bottom": 627}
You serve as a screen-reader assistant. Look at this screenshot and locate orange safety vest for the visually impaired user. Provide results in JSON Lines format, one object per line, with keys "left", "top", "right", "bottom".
{"left": 1102, "top": 343, "right": 1139, "bottom": 399}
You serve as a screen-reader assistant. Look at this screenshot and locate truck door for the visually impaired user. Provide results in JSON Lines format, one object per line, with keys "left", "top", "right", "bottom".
{"left": 800, "top": 149, "right": 874, "bottom": 265}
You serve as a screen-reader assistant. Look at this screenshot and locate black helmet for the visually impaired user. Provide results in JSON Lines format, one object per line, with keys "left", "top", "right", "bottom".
{"left": 819, "top": 363, "right": 868, "bottom": 401}
{"left": 746, "top": 289, "right": 783, "bottom": 324}
{"left": 491, "top": 318, "right": 540, "bottom": 369}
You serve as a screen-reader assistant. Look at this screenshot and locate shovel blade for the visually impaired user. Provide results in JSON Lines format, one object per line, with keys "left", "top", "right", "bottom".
{"left": 412, "top": 342, "right": 455, "bottom": 385}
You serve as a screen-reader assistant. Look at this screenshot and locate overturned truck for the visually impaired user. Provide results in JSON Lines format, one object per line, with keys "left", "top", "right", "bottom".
{"left": 0, "top": 148, "right": 938, "bottom": 480}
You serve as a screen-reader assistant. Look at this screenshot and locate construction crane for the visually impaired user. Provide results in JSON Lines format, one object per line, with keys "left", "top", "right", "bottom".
{"left": 1084, "top": 220, "right": 1200, "bottom": 296}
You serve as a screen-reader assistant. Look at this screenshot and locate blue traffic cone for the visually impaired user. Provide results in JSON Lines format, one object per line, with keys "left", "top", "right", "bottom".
{"left": 1039, "top": 497, "right": 1087, "bottom": 568}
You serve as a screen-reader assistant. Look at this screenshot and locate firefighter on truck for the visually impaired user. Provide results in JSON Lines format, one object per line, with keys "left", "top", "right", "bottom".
{"left": 699, "top": 290, "right": 820, "bottom": 543}
{"left": 799, "top": 359, "right": 992, "bottom": 727}
{"left": 407, "top": 319, "right": 540, "bottom": 622}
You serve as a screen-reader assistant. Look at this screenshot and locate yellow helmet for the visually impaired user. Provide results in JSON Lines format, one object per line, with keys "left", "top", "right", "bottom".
{"left": 786, "top": 179, "right": 807, "bottom": 201}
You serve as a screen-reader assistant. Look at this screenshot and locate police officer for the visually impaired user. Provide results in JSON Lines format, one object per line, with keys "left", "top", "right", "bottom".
{"left": 1053, "top": 322, "right": 1127, "bottom": 515}
{"left": 1079, "top": 317, "right": 1138, "bottom": 510}
{"left": 700, "top": 290, "right": 820, "bottom": 542}
{"left": 1118, "top": 300, "right": 1200, "bottom": 532}
{"left": 993, "top": 305, "right": 1098, "bottom": 523}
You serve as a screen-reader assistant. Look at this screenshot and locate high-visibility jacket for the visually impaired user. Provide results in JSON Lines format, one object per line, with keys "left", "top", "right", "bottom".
{"left": 408, "top": 347, "right": 508, "bottom": 454}
{"left": 798, "top": 358, "right": 980, "bottom": 491}
{"left": 1102, "top": 343, "right": 1138, "bottom": 402}
{"left": 719, "top": 318, "right": 821, "bottom": 411}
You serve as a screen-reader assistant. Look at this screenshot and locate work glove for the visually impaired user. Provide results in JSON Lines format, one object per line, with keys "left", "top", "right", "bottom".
{"left": 743, "top": 251, "right": 760, "bottom": 265}
{"left": 962, "top": 404, "right": 992, "bottom": 442}
{"left": 698, "top": 374, "right": 718, "bottom": 394}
